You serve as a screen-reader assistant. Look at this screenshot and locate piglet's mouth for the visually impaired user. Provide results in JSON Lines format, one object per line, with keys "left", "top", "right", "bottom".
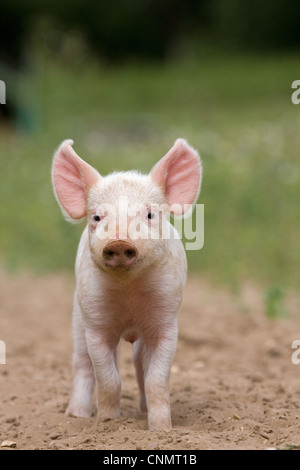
{"left": 102, "top": 240, "right": 138, "bottom": 268}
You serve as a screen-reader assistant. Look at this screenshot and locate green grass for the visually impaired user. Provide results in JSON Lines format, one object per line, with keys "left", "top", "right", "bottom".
{"left": 0, "top": 51, "right": 299, "bottom": 291}
{"left": 264, "top": 286, "right": 286, "bottom": 318}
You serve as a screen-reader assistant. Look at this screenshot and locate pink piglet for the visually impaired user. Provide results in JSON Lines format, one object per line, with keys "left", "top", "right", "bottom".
{"left": 52, "top": 138, "right": 202, "bottom": 430}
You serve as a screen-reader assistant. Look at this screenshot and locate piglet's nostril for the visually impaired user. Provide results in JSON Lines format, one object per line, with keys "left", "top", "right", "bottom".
{"left": 125, "top": 249, "right": 135, "bottom": 258}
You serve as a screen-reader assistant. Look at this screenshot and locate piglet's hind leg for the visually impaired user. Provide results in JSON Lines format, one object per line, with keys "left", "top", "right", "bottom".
{"left": 66, "top": 296, "right": 95, "bottom": 418}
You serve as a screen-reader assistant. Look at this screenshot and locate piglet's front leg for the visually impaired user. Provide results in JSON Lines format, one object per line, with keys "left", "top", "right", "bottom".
{"left": 85, "top": 328, "right": 121, "bottom": 422}
{"left": 142, "top": 322, "right": 178, "bottom": 430}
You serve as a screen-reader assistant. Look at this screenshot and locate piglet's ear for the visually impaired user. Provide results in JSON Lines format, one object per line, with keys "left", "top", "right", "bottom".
{"left": 150, "top": 139, "right": 202, "bottom": 215}
{"left": 52, "top": 139, "right": 101, "bottom": 221}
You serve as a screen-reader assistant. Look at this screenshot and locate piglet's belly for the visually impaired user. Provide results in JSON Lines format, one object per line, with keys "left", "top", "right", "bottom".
{"left": 122, "top": 329, "right": 139, "bottom": 343}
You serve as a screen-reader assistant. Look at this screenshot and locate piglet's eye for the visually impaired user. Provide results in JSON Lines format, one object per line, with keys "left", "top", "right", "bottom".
{"left": 147, "top": 212, "right": 155, "bottom": 220}
{"left": 92, "top": 215, "right": 101, "bottom": 222}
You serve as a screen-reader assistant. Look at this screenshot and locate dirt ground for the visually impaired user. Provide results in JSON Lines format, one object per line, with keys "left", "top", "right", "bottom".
{"left": 0, "top": 268, "right": 300, "bottom": 450}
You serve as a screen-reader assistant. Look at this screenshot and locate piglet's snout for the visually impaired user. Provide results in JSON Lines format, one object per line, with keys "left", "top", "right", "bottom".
{"left": 102, "top": 240, "right": 138, "bottom": 268}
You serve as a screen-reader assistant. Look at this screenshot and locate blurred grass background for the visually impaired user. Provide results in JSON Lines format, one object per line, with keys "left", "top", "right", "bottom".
{"left": 0, "top": 1, "right": 300, "bottom": 296}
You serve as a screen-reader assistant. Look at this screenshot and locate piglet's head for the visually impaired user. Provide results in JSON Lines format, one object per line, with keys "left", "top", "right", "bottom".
{"left": 52, "top": 139, "right": 201, "bottom": 275}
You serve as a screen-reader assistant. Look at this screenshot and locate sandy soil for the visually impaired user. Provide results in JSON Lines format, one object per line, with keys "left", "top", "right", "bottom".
{"left": 0, "top": 268, "right": 300, "bottom": 450}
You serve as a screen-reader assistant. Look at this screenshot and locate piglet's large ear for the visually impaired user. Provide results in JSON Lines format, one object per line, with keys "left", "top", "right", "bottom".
{"left": 52, "top": 139, "right": 101, "bottom": 221}
{"left": 150, "top": 139, "right": 202, "bottom": 215}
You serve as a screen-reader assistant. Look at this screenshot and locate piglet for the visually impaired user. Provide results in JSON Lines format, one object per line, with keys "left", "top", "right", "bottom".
{"left": 52, "top": 138, "right": 202, "bottom": 430}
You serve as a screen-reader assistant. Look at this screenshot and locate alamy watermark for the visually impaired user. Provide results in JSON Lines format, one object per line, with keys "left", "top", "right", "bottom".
{"left": 0, "top": 80, "right": 6, "bottom": 104}
{"left": 291, "top": 340, "right": 300, "bottom": 365}
{"left": 92, "top": 202, "right": 204, "bottom": 251}
{"left": 291, "top": 80, "right": 300, "bottom": 105}
{"left": 0, "top": 340, "right": 6, "bottom": 364}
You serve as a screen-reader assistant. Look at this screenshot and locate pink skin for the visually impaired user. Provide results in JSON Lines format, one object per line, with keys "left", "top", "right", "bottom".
{"left": 52, "top": 138, "right": 202, "bottom": 430}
